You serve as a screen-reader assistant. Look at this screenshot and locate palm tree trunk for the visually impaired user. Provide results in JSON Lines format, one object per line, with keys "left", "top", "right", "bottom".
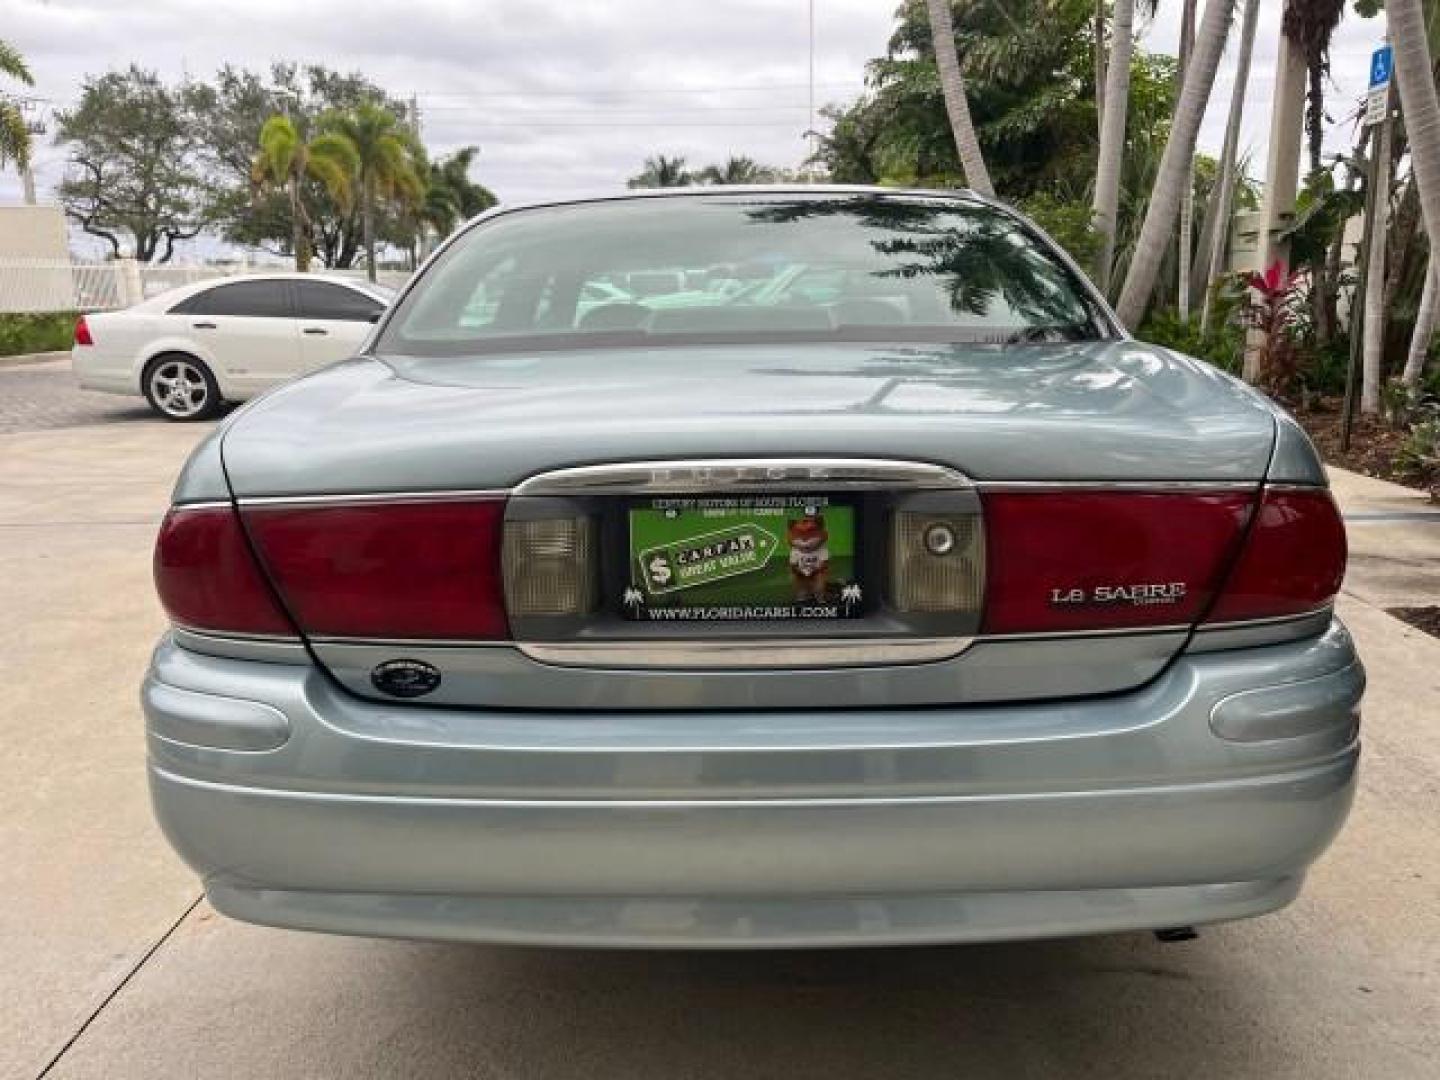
{"left": 290, "top": 174, "right": 310, "bottom": 273}
{"left": 1091, "top": 0, "right": 1135, "bottom": 292}
{"left": 1361, "top": 113, "right": 1393, "bottom": 414}
{"left": 363, "top": 173, "right": 377, "bottom": 284}
{"left": 1114, "top": 0, "right": 1233, "bottom": 328}
{"left": 925, "top": 0, "right": 994, "bottom": 197}
{"left": 1392, "top": 1, "right": 1440, "bottom": 267}
{"left": 1403, "top": 258, "right": 1437, "bottom": 387}
{"left": 1200, "top": 0, "right": 1260, "bottom": 335}
{"left": 1177, "top": 0, "right": 1197, "bottom": 321}
{"left": 1094, "top": 0, "right": 1107, "bottom": 139}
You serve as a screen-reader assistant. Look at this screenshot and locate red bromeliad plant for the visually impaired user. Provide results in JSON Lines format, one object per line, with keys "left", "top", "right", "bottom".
{"left": 1242, "top": 260, "right": 1303, "bottom": 394}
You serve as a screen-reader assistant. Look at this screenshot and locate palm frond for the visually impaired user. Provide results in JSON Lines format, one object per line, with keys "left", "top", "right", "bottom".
{"left": 0, "top": 38, "right": 34, "bottom": 85}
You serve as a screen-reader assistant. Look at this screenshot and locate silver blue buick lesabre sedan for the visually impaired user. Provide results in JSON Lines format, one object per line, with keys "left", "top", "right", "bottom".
{"left": 144, "top": 188, "right": 1362, "bottom": 948}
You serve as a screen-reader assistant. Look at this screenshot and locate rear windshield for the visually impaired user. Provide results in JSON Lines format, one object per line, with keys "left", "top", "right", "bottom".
{"left": 377, "top": 194, "right": 1113, "bottom": 357}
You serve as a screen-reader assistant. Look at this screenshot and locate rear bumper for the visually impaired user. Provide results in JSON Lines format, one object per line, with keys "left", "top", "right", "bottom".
{"left": 70, "top": 348, "right": 135, "bottom": 395}
{"left": 145, "top": 622, "right": 1363, "bottom": 947}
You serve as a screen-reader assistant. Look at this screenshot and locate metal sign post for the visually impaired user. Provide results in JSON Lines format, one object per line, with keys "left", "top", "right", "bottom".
{"left": 1342, "top": 44, "right": 1394, "bottom": 452}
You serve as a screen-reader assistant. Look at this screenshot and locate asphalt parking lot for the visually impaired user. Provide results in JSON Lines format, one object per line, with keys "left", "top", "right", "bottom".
{"left": 3, "top": 358, "right": 1439, "bottom": 1079}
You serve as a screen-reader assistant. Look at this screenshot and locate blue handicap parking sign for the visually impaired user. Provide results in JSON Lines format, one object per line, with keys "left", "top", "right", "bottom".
{"left": 1371, "top": 45, "right": 1393, "bottom": 88}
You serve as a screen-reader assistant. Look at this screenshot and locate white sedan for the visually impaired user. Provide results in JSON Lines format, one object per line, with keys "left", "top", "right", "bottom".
{"left": 72, "top": 273, "right": 394, "bottom": 421}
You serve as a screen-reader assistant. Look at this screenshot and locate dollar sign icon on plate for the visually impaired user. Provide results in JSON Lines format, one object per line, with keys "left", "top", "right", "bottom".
{"left": 648, "top": 554, "right": 673, "bottom": 587}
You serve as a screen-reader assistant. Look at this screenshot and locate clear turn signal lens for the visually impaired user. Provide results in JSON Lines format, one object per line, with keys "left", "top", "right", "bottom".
{"left": 502, "top": 516, "right": 598, "bottom": 617}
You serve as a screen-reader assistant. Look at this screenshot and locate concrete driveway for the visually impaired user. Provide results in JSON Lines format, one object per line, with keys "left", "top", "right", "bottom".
{"left": 2, "top": 362, "right": 1438, "bottom": 1079}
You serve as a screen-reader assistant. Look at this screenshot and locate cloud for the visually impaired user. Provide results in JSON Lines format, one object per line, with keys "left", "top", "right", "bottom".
{"left": 0, "top": 0, "right": 1392, "bottom": 255}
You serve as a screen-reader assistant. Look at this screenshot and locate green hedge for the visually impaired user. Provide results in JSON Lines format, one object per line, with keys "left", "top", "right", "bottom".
{"left": 0, "top": 312, "right": 78, "bottom": 358}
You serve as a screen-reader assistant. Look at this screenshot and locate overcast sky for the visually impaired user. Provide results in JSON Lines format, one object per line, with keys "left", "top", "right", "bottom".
{"left": 2, "top": 0, "right": 1389, "bottom": 256}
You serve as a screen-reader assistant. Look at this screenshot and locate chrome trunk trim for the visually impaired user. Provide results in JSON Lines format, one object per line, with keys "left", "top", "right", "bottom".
{"left": 512, "top": 458, "right": 972, "bottom": 496}
{"left": 515, "top": 637, "right": 972, "bottom": 669}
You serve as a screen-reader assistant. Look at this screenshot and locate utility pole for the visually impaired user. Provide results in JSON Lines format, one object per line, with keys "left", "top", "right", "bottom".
{"left": 807, "top": 0, "right": 817, "bottom": 173}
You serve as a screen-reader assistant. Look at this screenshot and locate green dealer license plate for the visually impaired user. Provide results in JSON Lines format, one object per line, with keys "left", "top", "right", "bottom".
{"left": 624, "top": 496, "right": 863, "bottom": 622}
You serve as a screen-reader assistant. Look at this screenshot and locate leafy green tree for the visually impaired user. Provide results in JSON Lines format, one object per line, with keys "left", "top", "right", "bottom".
{"left": 0, "top": 38, "right": 34, "bottom": 185}
{"left": 198, "top": 64, "right": 412, "bottom": 268}
{"left": 320, "top": 102, "right": 423, "bottom": 281}
{"left": 54, "top": 66, "right": 210, "bottom": 262}
{"left": 250, "top": 115, "right": 358, "bottom": 271}
{"left": 819, "top": 0, "right": 1101, "bottom": 198}
{"left": 627, "top": 155, "right": 692, "bottom": 188}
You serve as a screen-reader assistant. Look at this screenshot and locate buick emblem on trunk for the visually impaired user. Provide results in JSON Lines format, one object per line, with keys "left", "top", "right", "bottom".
{"left": 649, "top": 464, "right": 833, "bottom": 487}
{"left": 371, "top": 659, "right": 442, "bottom": 698}
{"left": 1050, "top": 582, "right": 1188, "bottom": 607}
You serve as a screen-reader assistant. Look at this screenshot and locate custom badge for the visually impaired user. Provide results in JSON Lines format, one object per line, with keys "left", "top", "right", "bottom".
{"left": 1049, "top": 582, "right": 1188, "bottom": 607}
{"left": 370, "top": 659, "right": 442, "bottom": 698}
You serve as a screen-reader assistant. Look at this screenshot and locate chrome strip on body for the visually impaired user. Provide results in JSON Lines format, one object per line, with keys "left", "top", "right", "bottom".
{"left": 200, "top": 478, "right": 1326, "bottom": 511}
{"left": 974, "top": 480, "right": 1260, "bottom": 493}
{"left": 171, "top": 627, "right": 309, "bottom": 664}
{"left": 237, "top": 489, "right": 509, "bottom": 509}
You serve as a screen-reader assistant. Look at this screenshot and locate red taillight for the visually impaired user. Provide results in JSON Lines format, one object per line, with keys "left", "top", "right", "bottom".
{"left": 980, "top": 491, "right": 1254, "bottom": 635}
{"left": 1205, "top": 488, "right": 1345, "bottom": 624}
{"left": 154, "top": 507, "right": 296, "bottom": 636}
{"left": 242, "top": 500, "right": 508, "bottom": 640}
{"left": 74, "top": 316, "right": 93, "bottom": 347}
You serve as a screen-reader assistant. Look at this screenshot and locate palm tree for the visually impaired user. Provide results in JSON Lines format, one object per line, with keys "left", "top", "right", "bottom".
{"left": 1283, "top": 0, "right": 1347, "bottom": 179}
{"left": 420, "top": 179, "right": 461, "bottom": 240}
{"left": 1403, "top": 260, "right": 1436, "bottom": 388}
{"left": 1177, "top": 0, "right": 1197, "bottom": 319}
{"left": 1093, "top": 0, "right": 1106, "bottom": 138}
{"left": 698, "top": 155, "right": 777, "bottom": 185}
{"left": 1393, "top": 9, "right": 1440, "bottom": 230}
{"left": 0, "top": 38, "right": 35, "bottom": 193}
{"left": 1115, "top": 0, "right": 1233, "bottom": 328}
{"left": 321, "top": 102, "right": 423, "bottom": 282}
{"left": 429, "top": 146, "right": 497, "bottom": 220}
{"left": 627, "top": 155, "right": 693, "bottom": 188}
{"left": 924, "top": 0, "right": 994, "bottom": 196}
{"left": 1091, "top": 0, "right": 1136, "bottom": 291}
{"left": 1200, "top": 0, "right": 1261, "bottom": 335}
{"left": 251, "top": 115, "right": 358, "bottom": 272}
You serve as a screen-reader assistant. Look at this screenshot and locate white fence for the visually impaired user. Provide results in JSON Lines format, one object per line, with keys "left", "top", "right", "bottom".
{"left": 0, "top": 258, "right": 412, "bottom": 314}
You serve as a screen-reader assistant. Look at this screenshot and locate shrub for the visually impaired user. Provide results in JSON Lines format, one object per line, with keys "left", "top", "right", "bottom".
{"left": 0, "top": 312, "right": 78, "bottom": 358}
{"left": 1395, "top": 406, "right": 1440, "bottom": 488}
{"left": 1137, "top": 308, "right": 1245, "bottom": 375}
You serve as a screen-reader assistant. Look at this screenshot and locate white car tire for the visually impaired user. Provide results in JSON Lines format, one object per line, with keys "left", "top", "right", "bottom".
{"left": 142, "top": 354, "right": 224, "bottom": 422}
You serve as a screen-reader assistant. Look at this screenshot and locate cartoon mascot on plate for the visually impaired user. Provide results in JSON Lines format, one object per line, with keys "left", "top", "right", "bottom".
{"left": 786, "top": 512, "right": 830, "bottom": 603}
